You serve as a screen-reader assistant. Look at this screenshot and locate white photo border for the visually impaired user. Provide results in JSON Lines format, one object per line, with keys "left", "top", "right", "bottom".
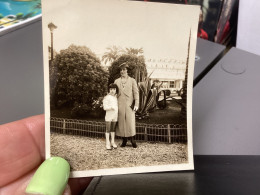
{"left": 42, "top": 0, "right": 200, "bottom": 178}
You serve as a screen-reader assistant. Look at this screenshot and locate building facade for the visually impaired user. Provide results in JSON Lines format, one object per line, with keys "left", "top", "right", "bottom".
{"left": 146, "top": 58, "right": 186, "bottom": 93}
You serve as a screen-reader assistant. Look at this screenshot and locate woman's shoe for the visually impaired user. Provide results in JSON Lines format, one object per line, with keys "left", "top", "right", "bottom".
{"left": 120, "top": 137, "right": 127, "bottom": 147}
{"left": 130, "top": 137, "right": 137, "bottom": 148}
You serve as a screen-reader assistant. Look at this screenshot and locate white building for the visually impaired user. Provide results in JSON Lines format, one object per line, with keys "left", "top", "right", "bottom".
{"left": 97, "top": 54, "right": 187, "bottom": 92}
{"left": 146, "top": 58, "right": 186, "bottom": 92}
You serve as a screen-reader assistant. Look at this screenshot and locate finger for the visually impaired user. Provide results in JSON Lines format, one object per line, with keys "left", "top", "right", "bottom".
{"left": 0, "top": 157, "right": 71, "bottom": 195}
{"left": 0, "top": 168, "right": 36, "bottom": 195}
{"left": 0, "top": 171, "right": 91, "bottom": 195}
{"left": 25, "top": 157, "right": 70, "bottom": 195}
{"left": 0, "top": 115, "right": 45, "bottom": 187}
{"left": 24, "top": 115, "right": 45, "bottom": 159}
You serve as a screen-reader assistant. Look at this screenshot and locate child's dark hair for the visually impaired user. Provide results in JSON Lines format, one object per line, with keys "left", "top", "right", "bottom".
{"left": 108, "top": 83, "right": 119, "bottom": 94}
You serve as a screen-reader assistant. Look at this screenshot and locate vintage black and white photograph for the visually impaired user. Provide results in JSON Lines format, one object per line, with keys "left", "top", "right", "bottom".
{"left": 42, "top": 0, "right": 200, "bottom": 177}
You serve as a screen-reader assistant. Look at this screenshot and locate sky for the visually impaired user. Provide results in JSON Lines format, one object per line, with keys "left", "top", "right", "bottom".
{"left": 41, "top": 0, "right": 200, "bottom": 64}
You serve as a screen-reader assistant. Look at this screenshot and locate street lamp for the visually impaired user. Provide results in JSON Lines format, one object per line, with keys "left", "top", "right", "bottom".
{"left": 48, "top": 22, "right": 57, "bottom": 61}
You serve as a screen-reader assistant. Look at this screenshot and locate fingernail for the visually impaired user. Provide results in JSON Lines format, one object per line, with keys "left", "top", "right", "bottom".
{"left": 26, "top": 157, "right": 70, "bottom": 195}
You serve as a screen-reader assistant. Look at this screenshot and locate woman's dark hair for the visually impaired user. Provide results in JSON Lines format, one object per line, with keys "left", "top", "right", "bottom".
{"left": 108, "top": 83, "right": 119, "bottom": 94}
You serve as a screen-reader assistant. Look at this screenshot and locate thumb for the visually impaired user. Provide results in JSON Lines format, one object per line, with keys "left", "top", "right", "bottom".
{"left": 26, "top": 157, "right": 70, "bottom": 195}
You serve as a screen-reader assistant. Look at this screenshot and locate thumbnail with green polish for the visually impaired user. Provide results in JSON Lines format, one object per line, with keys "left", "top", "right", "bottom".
{"left": 26, "top": 157, "right": 70, "bottom": 195}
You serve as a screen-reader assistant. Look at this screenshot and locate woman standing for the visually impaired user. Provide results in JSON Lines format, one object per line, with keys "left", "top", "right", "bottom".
{"left": 114, "top": 62, "right": 139, "bottom": 148}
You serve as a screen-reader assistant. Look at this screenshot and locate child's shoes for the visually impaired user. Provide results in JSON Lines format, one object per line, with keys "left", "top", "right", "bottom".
{"left": 105, "top": 133, "right": 112, "bottom": 150}
{"left": 111, "top": 132, "right": 117, "bottom": 149}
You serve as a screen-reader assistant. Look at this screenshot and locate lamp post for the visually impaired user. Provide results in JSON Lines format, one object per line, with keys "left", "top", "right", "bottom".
{"left": 48, "top": 22, "right": 57, "bottom": 61}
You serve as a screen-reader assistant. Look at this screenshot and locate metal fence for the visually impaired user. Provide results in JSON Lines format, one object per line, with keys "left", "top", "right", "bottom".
{"left": 50, "top": 117, "right": 187, "bottom": 143}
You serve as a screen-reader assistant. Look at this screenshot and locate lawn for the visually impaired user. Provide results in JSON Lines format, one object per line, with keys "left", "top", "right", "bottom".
{"left": 51, "top": 132, "right": 188, "bottom": 171}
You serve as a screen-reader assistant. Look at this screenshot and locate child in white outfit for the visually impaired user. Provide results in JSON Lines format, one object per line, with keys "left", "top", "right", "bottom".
{"left": 103, "top": 83, "right": 119, "bottom": 150}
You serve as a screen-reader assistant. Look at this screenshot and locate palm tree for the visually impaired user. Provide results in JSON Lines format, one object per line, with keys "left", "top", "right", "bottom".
{"left": 102, "top": 46, "right": 122, "bottom": 65}
{"left": 170, "top": 30, "right": 191, "bottom": 120}
{"left": 180, "top": 30, "right": 191, "bottom": 119}
{"left": 124, "top": 47, "right": 144, "bottom": 56}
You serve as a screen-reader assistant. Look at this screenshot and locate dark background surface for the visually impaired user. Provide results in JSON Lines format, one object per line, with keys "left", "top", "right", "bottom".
{"left": 0, "top": 19, "right": 44, "bottom": 124}
{"left": 83, "top": 155, "right": 260, "bottom": 195}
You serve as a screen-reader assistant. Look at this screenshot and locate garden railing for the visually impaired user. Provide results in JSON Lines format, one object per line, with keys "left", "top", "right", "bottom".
{"left": 50, "top": 117, "right": 187, "bottom": 143}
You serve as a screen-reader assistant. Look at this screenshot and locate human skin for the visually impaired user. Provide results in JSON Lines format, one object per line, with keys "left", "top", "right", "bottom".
{"left": 0, "top": 115, "right": 92, "bottom": 195}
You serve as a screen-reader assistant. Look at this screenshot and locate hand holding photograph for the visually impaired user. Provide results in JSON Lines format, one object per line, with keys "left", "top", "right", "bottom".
{"left": 42, "top": 0, "right": 200, "bottom": 177}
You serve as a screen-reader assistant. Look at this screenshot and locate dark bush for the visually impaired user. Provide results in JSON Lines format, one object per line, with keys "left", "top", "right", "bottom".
{"left": 51, "top": 44, "right": 108, "bottom": 117}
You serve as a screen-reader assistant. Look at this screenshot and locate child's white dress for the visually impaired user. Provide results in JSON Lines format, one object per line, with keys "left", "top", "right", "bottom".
{"left": 103, "top": 94, "right": 118, "bottom": 122}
